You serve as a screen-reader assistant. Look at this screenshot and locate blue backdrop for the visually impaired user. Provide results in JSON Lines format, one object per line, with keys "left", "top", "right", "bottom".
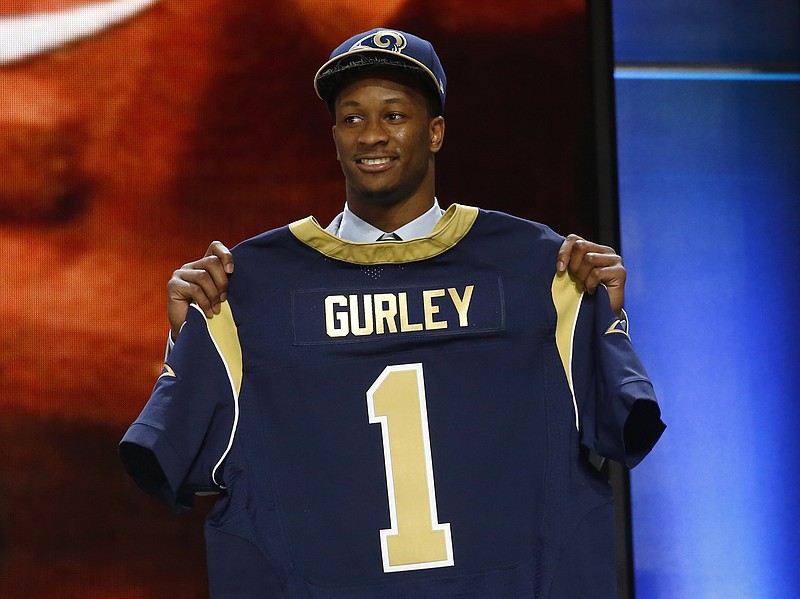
{"left": 612, "top": 2, "right": 800, "bottom": 597}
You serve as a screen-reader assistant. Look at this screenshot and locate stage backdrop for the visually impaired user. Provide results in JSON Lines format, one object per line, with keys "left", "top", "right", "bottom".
{"left": 0, "top": 1, "right": 599, "bottom": 596}
{"left": 613, "top": 1, "right": 800, "bottom": 597}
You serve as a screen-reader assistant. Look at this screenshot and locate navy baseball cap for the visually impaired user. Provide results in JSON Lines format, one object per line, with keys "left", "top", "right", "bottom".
{"left": 314, "top": 28, "right": 447, "bottom": 113}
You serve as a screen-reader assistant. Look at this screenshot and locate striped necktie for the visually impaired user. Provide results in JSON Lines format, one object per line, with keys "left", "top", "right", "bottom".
{"left": 376, "top": 232, "right": 402, "bottom": 241}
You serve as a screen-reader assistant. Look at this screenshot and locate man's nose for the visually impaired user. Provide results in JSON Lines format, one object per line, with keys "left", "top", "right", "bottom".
{"left": 358, "top": 118, "right": 389, "bottom": 146}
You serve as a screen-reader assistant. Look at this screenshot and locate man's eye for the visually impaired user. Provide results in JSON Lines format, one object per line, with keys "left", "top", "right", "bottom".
{"left": 386, "top": 112, "right": 404, "bottom": 121}
{"left": 343, "top": 115, "right": 363, "bottom": 124}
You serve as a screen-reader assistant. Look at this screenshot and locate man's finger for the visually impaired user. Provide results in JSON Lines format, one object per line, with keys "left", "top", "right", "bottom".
{"left": 176, "top": 268, "right": 225, "bottom": 314}
{"left": 556, "top": 234, "right": 581, "bottom": 272}
{"left": 583, "top": 263, "right": 625, "bottom": 292}
{"left": 195, "top": 255, "right": 230, "bottom": 300}
{"left": 167, "top": 245, "right": 234, "bottom": 342}
{"left": 204, "top": 240, "right": 234, "bottom": 274}
{"left": 576, "top": 253, "right": 622, "bottom": 292}
{"left": 178, "top": 255, "right": 230, "bottom": 300}
{"left": 557, "top": 234, "right": 626, "bottom": 316}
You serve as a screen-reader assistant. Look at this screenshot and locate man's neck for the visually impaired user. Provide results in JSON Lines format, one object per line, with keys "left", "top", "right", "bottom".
{"left": 347, "top": 195, "right": 436, "bottom": 233}
{"left": 333, "top": 199, "right": 443, "bottom": 242}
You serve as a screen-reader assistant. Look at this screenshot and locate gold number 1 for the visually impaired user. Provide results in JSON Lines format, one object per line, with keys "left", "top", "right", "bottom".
{"left": 367, "top": 363, "right": 455, "bottom": 572}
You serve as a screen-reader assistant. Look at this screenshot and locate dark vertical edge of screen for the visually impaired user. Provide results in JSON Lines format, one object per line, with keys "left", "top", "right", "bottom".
{"left": 587, "top": 0, "right": 621, "bottom": 248}
{"left": 607, "top": 460, "right": 635, "bottom": 599}
{"left": 587, "top": 2, "right": 635, "bottom": 599}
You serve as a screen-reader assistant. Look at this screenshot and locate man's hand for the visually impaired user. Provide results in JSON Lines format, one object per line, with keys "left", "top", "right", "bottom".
{"left": 167, "top": 241, "right": 233, "bottom": 342}
{"left": 556, "top": 234, "right": 626, "bottom": 317}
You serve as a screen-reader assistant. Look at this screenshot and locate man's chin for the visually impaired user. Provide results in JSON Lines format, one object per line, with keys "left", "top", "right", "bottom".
{"left": 355, "top": 186, "right": 404, "bottom": 206}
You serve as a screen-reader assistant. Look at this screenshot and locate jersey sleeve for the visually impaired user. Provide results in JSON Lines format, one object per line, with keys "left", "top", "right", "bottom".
{"left": 119, "top": 303, "right": 241, "bottom": 511}
{"left": 572, "top": 285, "right": 666, "bottom": 468}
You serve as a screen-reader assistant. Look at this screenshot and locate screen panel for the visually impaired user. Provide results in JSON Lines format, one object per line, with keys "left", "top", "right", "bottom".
{"left": 613, "top": 0, "right": 800, "bottom": 65}
{"left": 613, "top": 3, "right": 800, "bottom": 593}
{"left": 0, "top": 1, "right": 598, "bottom": 596}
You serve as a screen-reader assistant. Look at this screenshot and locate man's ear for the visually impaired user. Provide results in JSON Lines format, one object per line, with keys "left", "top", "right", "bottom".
{"left": 430, "top": 116, "right": 445, "bottom": 153}
{"left": 332, "top": 125, "right": 340, "bottom": 161}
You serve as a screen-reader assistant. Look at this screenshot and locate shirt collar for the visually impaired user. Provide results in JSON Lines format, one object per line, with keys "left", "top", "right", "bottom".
{"left": 326, "top": 198, "right": 444, "bottom": 242}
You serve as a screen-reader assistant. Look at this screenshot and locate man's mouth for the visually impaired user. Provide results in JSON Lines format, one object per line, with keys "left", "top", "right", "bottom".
{"left": 357, "top": 157, "right": 394, "bottom": 166}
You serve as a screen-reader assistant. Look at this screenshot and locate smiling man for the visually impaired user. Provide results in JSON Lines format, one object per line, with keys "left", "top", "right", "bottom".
{"left": 315, "top": 30, "right": 450, "bottom": 242}
{"left": 120, "top": 28, "right": 665, "bottom": 598}
{"left": 331, "top": 73, "right": 444, "bottom": 231}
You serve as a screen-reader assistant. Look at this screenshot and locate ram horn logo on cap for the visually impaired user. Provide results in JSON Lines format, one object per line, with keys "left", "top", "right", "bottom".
{"left": 0, "top": 0, "right": 160, "bottom": 65}
{"left": 349, "top": 30, "right": 407, "bottom": 54}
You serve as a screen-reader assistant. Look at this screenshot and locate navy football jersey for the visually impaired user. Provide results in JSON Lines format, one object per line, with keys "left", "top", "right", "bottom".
{"left": 120, "top": 204, "right": 664, "bottom": 598}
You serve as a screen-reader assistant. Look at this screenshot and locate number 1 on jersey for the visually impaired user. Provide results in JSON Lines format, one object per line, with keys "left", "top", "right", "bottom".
{"left": 367, "top": 364, "right": 454, "bottom": 572}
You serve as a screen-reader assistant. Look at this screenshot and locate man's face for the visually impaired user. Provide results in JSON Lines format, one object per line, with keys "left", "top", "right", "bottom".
{"left": 332, "top": 75, "right": 444, "bottom": 211}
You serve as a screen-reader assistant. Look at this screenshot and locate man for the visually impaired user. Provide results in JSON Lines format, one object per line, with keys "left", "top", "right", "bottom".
{"left": 121, "top": 29, "right": 664, "bottom": 598}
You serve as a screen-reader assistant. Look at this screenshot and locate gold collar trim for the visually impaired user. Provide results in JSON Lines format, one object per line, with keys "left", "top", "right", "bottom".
{"left": 288, "top": 204, "right": 479, "bottom": 265}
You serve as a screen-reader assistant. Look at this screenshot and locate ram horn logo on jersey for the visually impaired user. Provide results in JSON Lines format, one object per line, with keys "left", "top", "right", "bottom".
{"left": 0, "top": 0, "right": 160, "bottom": 65}
{"left": 350, "top": 30, "right": 407, "bottom": 54}
{"left": 604, "top": 318, "right": 629, "bottom": 337}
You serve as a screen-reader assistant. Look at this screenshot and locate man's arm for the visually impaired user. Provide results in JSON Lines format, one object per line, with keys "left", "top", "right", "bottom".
{"left": 556, "top": 234, "right": 626, "bottom": 318}
{"left": 167, "top": 241, "right": 233, "bottom": 342}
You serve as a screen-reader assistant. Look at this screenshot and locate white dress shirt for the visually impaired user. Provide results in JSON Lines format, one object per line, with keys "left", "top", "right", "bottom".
{"left": 325, "top": 198, "right": 444, "bottom": 241}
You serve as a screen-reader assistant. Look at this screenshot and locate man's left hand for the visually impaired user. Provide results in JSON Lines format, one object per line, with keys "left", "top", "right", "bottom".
{"left": 557, "top": 234, "right": 626, "bottom": 317}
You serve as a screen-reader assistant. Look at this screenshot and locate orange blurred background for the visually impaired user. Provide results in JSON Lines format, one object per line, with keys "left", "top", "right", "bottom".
{"left": 0, "top": 0, "right": 594, "bottom": 596}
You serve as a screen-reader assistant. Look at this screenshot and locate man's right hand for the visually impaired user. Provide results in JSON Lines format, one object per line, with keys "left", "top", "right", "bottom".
{"left": 167, "top": 241, "right": 234, "bottom": 342}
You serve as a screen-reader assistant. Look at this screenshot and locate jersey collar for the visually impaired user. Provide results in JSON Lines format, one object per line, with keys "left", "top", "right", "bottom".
{"left": 289, "top": 204, "right": 479, "bottom": 265}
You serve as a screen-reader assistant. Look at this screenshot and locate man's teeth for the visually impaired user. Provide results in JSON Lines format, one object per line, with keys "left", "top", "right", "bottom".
{"left": 360, "top": 157, "right": 392, "bottom": 165}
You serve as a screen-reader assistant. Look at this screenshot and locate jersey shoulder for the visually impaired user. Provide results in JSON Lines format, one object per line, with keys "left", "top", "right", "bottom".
{"left": 475, "top": 208, "right": 564, "bottom": 244}
{"left": 231, "top": 224, "right": 296, "bottom": 259}
{"left": 225, "top": 224, "right": 309, "bottom": 294}
{"left": 461, "top": 208, "right": 566, "bottom": 275}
